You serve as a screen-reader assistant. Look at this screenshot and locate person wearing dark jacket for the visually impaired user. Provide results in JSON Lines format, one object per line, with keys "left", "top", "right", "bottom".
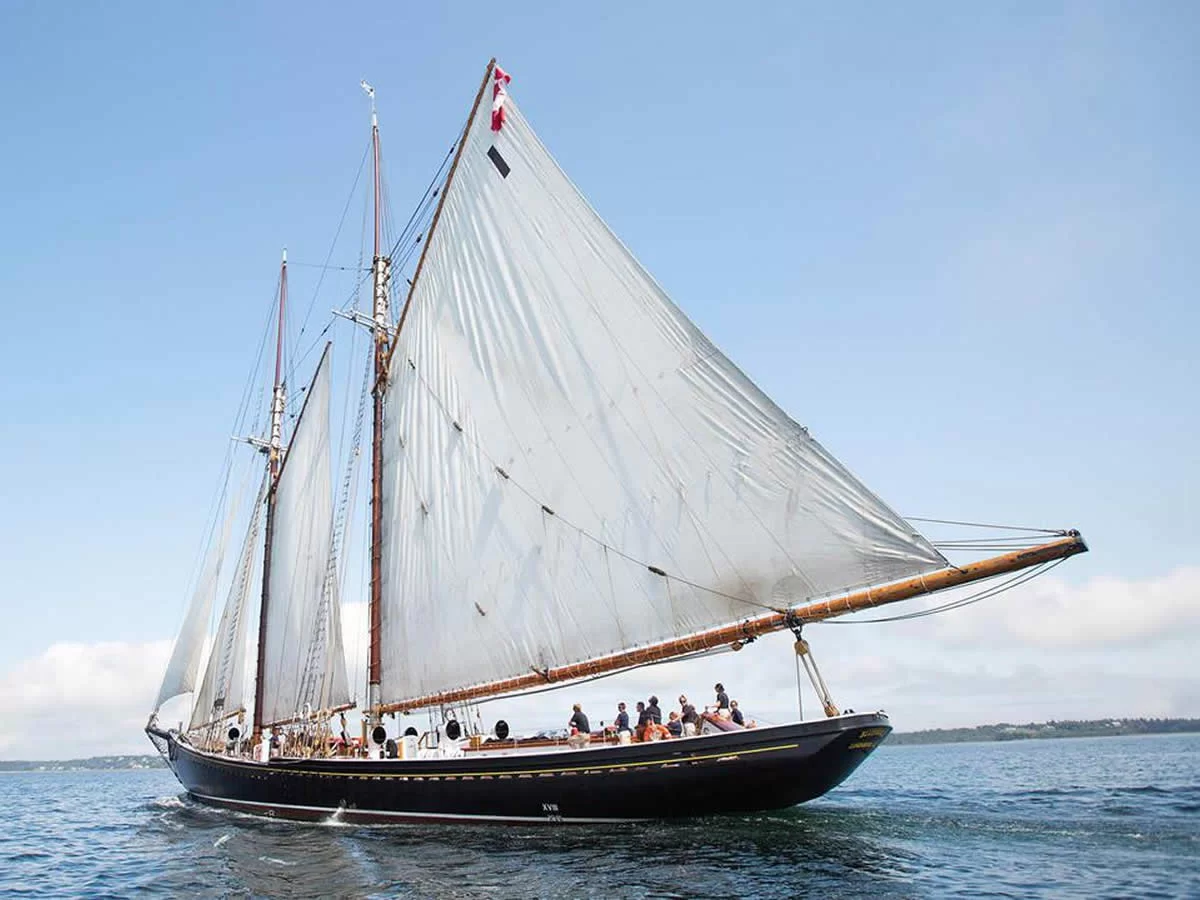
{"left": 714, "top": 683, "right": 730, "bottom": 711}
{"left": 730, "top": 700, "right": 744, "bottom": 726}
{"left": 568, "top": 703, "right": 590, "bottom": 735}
{"left": 634, "top": 701, "right": 652, "bottom": 741}
{"left": 647, "top": 696, "right": 662, "bottom": 725}
{"left": 614, "top": 702, "right": 630, "bottom": 732}
{"left": 679, "top": 695, "right": 700, "bottom": 731}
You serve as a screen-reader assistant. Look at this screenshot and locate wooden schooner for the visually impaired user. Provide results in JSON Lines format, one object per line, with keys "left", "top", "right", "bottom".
{"left": 146, "top": 60, "right": 1087, "bottom": 824}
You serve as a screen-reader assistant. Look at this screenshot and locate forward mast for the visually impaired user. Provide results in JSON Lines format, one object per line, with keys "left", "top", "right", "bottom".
{"left": 251, "top": 249, "right": 288, "bottom": 742}
{"left": 366, "top": 83, "right": 389, "bottom": 724}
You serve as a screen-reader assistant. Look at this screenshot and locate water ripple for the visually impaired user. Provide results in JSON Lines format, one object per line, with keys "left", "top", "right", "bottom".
{"left": 0, "top": 734, "right": 1196, "bottom": 898}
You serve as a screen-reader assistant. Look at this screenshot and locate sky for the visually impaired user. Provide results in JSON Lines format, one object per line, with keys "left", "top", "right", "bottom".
{"left": 0, "top": 2, "right": 1197, "bottom": 758}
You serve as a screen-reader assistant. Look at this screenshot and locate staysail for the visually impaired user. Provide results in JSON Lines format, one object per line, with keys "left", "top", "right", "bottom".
{"left": 377, "top": 84, "right": 947, "bottom": 709}
{"left": 258, "top": 346, "right": 349, "bottom": 726}
{"left": 155, "top": 491, "right": 235, "bottom": 710}
{"left": 189, "top": 473, "right": 267, "bottom": 730}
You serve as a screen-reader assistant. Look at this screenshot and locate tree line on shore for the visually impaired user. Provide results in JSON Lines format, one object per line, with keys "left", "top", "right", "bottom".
{"left": 888, "top": 717, "right": 1200, "bottom": 745}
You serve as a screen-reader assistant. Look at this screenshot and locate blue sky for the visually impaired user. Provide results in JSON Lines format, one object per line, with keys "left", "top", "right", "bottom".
{"left": 1, "top": 3, "right": 1197, "bottom": 755}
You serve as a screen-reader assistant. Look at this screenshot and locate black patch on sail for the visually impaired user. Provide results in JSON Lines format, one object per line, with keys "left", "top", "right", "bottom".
{"left": 487, "top": 145, "right": 510, "bottom": 178}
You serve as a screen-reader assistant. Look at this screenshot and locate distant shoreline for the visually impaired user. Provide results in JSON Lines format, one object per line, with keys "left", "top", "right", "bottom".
{"left": 887, "top": 717, "right": 1200, "bottom": 746}
{"left": 0, "top": 755, "right": 168, "bottom": 772}
{"left": 2, "top": 719, "right": 1197, "bottom": 768}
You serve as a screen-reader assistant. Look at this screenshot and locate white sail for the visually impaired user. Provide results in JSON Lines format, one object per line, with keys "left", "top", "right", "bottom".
{"left": 258, "top": 347, "right": 341, "bottom": 726}
{"left": 155, "top": 493, "right": 235, "bottom": 710}
{"left": 295, "top": 559, "right": 352, "bottom": 715}
{"left": 189, "top": 474, "right": 266, "bottom": 730}
{"left": 378, "top": 91, "right": 947, "bottom": 705}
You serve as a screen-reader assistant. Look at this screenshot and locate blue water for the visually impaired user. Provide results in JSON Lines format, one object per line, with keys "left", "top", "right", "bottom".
{"left": 2, "top": 733, "right": 1196, "bottom": 898}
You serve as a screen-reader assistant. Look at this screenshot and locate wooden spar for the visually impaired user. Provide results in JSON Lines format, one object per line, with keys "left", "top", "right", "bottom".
{"left": 368, "top": 58, "right": 495, "bottom": 719}
{"left": 252, "top": 251, "right": 288, "bottom": 741}
{"left": 377, "top": 532, "right": 1088, "bottom": 714}
{"left": 382, "top": 57, "right": 495, "bottom": 379}
{"left": 367, "top": 97, "right": 386, "bottom": 715}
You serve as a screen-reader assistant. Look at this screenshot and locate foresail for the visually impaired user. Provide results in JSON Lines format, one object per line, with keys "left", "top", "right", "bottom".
{"left": 295, "top": 562, "right": 352, "bottom": 716}
{"left": 189, "top": 473, "right": 266, "bottom": 730}
{"left": 259, "top": 347, "right": 343, "bottom": 726}
{"left": 155, "top": 491, "right": 235, "bottom": 710}
{"left": 378, "top": 88, "right": 946, "bottom": 706}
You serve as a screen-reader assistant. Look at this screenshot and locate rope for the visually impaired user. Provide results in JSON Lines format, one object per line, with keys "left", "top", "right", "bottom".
{"left": 907, "top": 516, "right": 1067, "bottom": 535}
{"left": 294, "top": 139, "right": 372, "bottom": 346}
{"left": 820, "top": 558, "right": 1066, "bottom": 625}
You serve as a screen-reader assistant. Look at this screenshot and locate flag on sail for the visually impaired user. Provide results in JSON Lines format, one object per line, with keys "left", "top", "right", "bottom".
{"left": 491, "top": 66, "right": 512, "bottom": 131}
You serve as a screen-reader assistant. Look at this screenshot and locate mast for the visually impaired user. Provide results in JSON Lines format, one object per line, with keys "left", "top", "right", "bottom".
{"left": 252, "top": 249, "right": 287, "bottom": 742}
{"left": 378, "top": 532, "right": 1088, "bottom": 713}
{"left": 365, "top": 83, "right": 390, "bottom": 722}
{"left": 368, "top": 60, "right": 494, "bottom": 719}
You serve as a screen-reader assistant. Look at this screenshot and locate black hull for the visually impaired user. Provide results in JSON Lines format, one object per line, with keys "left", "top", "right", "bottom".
{"left": 149, "top": 713, "right": 890, "bottom": 824}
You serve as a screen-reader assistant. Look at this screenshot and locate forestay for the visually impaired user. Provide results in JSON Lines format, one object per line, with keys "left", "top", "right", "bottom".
{"left": 189, "top": 474, "right": 266, "bottom": 730}
{"left": 259, "top": 347, "right": 350, "bottom": 725}
{"left": 378, "top": 91, "right": 946, "bottom": 706}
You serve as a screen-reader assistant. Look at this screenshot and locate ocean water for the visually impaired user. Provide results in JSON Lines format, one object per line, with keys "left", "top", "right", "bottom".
{"left": 1, "top": 733, "right": 1196, "bottom": 899}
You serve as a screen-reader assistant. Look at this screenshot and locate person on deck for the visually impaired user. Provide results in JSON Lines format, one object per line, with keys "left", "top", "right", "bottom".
{"left": 613, "top": 702, "right": 630, "bottom": 733}
{"left": 730, "top": 699, "right": 745, "bottom": 727}
{"left": 568, "top": 703, "right": 590, "bottom": 735}
{"left": 647, "top": 696, "right": 663, "bottom": 725}
{"left": 667, "top": 711, "right": 683, "bottom": 738}
{"left": 634, "top": 701, "right": 651, "bottom": 741}
{"left": 679, "top": 695, "right": 700, "bottom": 736}
{"left": 714, "top": 683, "right": 730, "bottom": 714}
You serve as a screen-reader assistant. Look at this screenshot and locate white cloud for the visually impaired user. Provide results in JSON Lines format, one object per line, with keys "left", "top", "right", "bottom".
{"left": 0, "top": 639, "right": 172, "bottom": 759}
{"left": 3, "top": 567, "right": 1197, "bottom": 759}
{"left": 926, "top": 565, "right": 1200, "bottom": 647}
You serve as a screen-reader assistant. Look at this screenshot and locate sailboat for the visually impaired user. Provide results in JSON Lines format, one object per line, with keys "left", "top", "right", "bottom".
{"left": 146, "top": 60, "right": 1087, "bottom": 824}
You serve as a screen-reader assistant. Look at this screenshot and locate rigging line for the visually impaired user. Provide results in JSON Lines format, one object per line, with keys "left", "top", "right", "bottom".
{"left": 820, "top": 558, "right": 1065, "bottom": 625}
{"left": 289, "top": 319, "right": 337, "bottom": 379}
{"left": 906, "top": 516, "right": 1067, "bottom": 535}
{"left": 405, "top": 364, "right": 785, "bottom": 618}
{"left": 289, "top": 262, "right": 370, "bottom": 272}
{"left": 335, "top": 270, "right": 376, "bottom": 313}
{"left": 931, "top": 540, "right": 1046, "bottom": 547}
{"left": 183, "top": 272, "right": 278, "bottom": 612}
{"left": 229, "top": 272, "right": 281, "bottom": 442}
{"left": 387, "top": 139, "right": 459, "bottom": 261}
{"left": 295, "top": 138, "right": 372, "bottom": 344}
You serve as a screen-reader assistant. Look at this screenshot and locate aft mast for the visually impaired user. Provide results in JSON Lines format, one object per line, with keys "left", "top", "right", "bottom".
{"left": 251, "top": 249, "right": 287, "bottom": 745}
{"left": 364, "top": 82, "right": 390, "bottom": 726}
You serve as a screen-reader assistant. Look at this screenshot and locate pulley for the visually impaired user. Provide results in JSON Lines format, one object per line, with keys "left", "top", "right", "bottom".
{"left": 789, "top": 621, "right": 840, "bottom": 718}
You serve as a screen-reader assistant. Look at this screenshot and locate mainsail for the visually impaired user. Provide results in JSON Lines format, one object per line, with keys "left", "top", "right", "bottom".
{"left": 189, "top": 473, "right": 267, "bottom": 730}
{"left": 377, "top": 88, "right": 947, "bottom": 708}
{"left": 258, "top": 346, "right": 350, "bottom": 725}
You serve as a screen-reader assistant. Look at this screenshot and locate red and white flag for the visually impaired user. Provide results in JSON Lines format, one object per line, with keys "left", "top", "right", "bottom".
{"left": 491, "top": 66, "right": 512, "bottom": 132}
